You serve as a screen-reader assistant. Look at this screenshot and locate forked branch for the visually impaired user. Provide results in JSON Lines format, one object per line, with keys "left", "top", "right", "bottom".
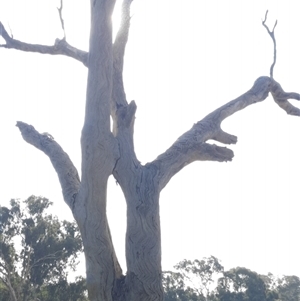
{"left": 112, "top": 0, "right": 134, "bottom": 119}
{"left": 16, "top": 122, "right": 80, "bottom": 211}
{"left": 262, "top": 10, "right": 277, "bottom": 78}
{"left": 153, "top": 77, "right": 300, "bottom": 190}
{"left": 0, "top": 22, "right": 88, "bottom": 66}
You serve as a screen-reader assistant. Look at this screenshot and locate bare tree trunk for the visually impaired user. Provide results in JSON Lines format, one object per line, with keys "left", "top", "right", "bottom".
{"left": 3, "top": 2, "right": 300, "bottom": 301}
{"left": 115, "top": 166, "right": 164, "bottom": 300}
{"left": 74, "top": 1, "right": 122, "bottom": 300}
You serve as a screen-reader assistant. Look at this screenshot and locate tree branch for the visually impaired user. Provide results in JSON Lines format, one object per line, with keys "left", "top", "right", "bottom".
{"left": 0, "top": 261, "right": 9, "bottom": 276}
{"left": 262, "top": 10, "right": 277, "bottom": 78}
{"left": 0, "top": 22, "right": 88, "bottom": 67}
{"left": 271, "top": 80, "right": 300, "bottom": 115}
{"left": 57, "top": 0, "right": 66, "bottom": 39}
{"left": 152, "top": 77, "right": 300, "bottom": 190}
{"left": 0, "top": 258, "right": 18, "bottom": 301}
{"left": 30, "top": 250, "right": 64, "bottom": 269}
{"left": 15, "top": 121, "right": 81, "bottom": 211}
{"left": 111, "top": 0, "right": 134, "bottom": 121}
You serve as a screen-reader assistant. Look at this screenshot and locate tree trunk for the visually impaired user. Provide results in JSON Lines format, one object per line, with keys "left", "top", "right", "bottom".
{"left": 5, "top": 1, "right": 300, "bottom": 301}
{"left": 74, "top": 1, "right": 121, "bottom": 300}
{"left": 115, "top": 164, "right": 164, "bottom": 301}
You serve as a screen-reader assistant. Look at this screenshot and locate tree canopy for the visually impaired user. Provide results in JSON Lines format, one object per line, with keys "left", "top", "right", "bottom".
{"left": 163, "top": 256, "right": 300, "bottom": 301}
{"left": 0, "top": 196, "right": 87, "bottom": 301}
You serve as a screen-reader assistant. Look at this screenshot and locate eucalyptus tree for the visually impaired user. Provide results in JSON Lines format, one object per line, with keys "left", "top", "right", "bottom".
{"left": 0, "top": 196, "right": 85, "bottom": 301}
{"left": 1, "top": 2, "right": 300, "bottom": 301}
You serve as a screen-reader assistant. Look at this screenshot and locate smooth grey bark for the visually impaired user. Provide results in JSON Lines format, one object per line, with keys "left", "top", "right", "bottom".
{"left": 2, "top": 1, "right": 300, "bottom": 301}
{"left": 0, "top": 22, "right": 88, "bottom": 66}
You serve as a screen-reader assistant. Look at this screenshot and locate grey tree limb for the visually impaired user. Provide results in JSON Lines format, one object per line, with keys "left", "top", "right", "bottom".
{"left": 111, "top": 0, "right": 134, "bottom": 127}
{"left": 152, "top": 76, "right": 300, "bottom": 191}
{"left": 15, "top": 121, "right": 81, "bottom": 211}
{"left": 0, "top": 22, "right": 88, "bottom": 67}
{"left": 271, "top": 81, "right": 300, "bottom": 115}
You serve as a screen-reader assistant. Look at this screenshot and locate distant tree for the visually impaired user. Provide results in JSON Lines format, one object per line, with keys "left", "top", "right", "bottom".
{"left": 162, "top": 258, "right": 282, "bottom": 301}
{"left": 175, "top": 256, "right": 224, "bottom": 298}
{"left": 163, "top": 256, "right": 223, "bottom": 301}
{"left": 259, "top": 273, "right": 279, "bottom": 301}
{"left": 0, "top": 196, "right": 87, "bottom": 301}
{"left": 37, "top": 276, "right": 88, "bottom": 301}
{"left": 276, "top": 275, "right": 300, "bottom": 301}
{"left": 216, "top": 267, "right": 277, "bottom": 301}
{"left": 163, "top": 270, "right": 204, "bottom": 301}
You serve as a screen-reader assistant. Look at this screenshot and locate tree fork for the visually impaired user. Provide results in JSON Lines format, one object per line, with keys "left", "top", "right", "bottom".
{"left": 2, "top": 3, "right": 300, "bottom": 301}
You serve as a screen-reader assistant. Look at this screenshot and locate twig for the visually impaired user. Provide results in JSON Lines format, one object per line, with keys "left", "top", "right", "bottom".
{"left": 262, "top": 10, "right": 277, "bottom": 78}
{"left": 57, "top": 0, "right": 66, "bottom": 39}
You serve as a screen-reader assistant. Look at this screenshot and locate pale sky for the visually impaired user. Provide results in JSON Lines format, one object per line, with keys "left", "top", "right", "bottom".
{"left": 1, "top": 0, "right": 300, "bottom": 280}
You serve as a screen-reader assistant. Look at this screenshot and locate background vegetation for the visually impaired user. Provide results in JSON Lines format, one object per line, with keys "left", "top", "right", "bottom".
{"left": 0, "top": 196, "right": 88, "bottom": 301}
{"left": 1, "top": 197, "right": 299, "bottom": 301}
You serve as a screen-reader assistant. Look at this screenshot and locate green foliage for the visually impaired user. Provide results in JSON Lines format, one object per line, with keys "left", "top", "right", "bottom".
{"left": 175, "top": 256, "right": 224, "bottom": 296}
{"left": 37, "top": 276, "right": 88, "bottom": 301}
{"left": 216, "top": 267, "right": 274, "bottom": 301}
{"left": 163, "top": 256, "right": 223, "bottom": 301}
{"left": 275, "top": 275, "right": 300, "bottom": 301}
{"left": 0, "top": 196, "right": 87, "bottom": 301}
{"left": 163, "top": 270, "right": 204, "bottom": 301}
{"left": 163, "top": 256, "right": 300, "bottom": 301}
{"left": 0, "top": 281, "right": 10, "bottom": 301}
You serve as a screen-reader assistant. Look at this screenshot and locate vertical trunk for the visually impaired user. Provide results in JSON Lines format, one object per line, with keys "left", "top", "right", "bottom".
{"left": 115, "top": 164, "right": 164, "bottom": 301}
{"left": 78, "top": 1, "right": 164, "bottom": 299}
{"left": 76, "top": 1, "right": 121, "bottom": 301}
{"left": 112, "top": 88, "right": 164, "bottom": 299}
{"left": 77, "top": 185, "right": 118, "bottom": 301}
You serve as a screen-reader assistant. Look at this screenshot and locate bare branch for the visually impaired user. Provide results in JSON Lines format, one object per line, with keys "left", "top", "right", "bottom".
{"left": 271, "top": 80, "right": 300, "bottom": 116}
{"left": 15, "top": 121, "right": 80, "bottom": 211}
{"left": 152, "top": 76, "right": 300, "bottom": 190}
{"left": 0, "top": 22, "right": 88, "bottom": 67}
{"left": 112, "top": 0, "right": 134, "bottom": 119}
{"left": 30, "top": 250, "right": 64, "bottom": 269}
{"left": 57, "top": 0, "right": 66, "bottom": 39}
{"left": 262, "top": 10, "right": 277, "bottom": 78}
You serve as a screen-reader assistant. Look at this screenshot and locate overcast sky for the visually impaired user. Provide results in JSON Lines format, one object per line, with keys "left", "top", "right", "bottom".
{"left": 1, "top": 0, "right": 300, "bottom": 279}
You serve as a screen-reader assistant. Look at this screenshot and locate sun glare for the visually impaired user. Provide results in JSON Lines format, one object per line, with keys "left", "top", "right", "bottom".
{"left": 112, "top": 0, "right": 122, "bottom": 40}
